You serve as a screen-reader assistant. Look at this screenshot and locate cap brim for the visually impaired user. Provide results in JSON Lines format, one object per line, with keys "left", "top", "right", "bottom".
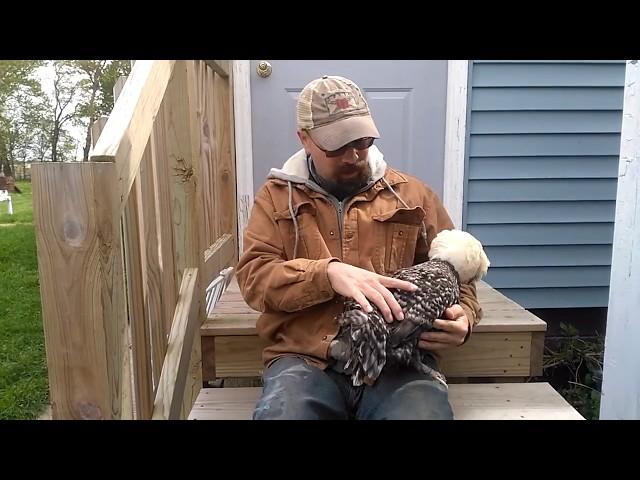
{"left": 308, "top": 114, "right": 380, "bottom": 151}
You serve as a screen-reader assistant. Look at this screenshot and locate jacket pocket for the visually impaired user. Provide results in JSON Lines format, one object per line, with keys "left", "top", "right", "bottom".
{"left": 373, "top": 206, "right": 426, "bottom": 274}
{"left": 273, "top": 201, "right": 321, "bottom": 260}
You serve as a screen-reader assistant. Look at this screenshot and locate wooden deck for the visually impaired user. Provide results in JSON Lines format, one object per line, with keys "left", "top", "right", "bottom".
{"left": 191, "top": 277, "right": 587, "bottom": 420}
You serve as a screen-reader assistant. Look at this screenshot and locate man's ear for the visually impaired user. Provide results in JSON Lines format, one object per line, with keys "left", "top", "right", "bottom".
{"left": 297, "top": 130, "right": 312, "bottom": 154}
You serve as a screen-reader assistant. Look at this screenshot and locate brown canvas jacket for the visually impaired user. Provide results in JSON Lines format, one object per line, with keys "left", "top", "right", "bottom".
{"left": 235, "top": 146, "right": 483, "bottom": 370}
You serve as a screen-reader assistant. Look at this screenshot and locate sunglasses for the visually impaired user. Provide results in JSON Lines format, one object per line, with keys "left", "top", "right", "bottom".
{"left": 320, "top": 137, "right": 375, "bottom": 157}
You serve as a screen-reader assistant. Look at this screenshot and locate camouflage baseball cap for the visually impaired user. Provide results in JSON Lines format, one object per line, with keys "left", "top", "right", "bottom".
{"left": 297, "top": 75, "right": 380, "bottom": 151}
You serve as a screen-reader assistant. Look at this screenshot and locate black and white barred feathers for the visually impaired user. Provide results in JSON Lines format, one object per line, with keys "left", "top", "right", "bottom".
{"left": 329, "top": 258, "right": 460, "bottom": 388}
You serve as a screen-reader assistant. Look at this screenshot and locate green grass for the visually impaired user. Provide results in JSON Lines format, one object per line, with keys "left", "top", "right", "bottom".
{"left": 0, "top": 181, "right": 49, "bottom": 419}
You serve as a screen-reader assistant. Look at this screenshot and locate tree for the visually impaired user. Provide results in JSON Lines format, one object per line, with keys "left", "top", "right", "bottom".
{"left": 50, "top": 61, "right": 80, "bottom": 163}
{"left": 96, "top": 60, "right": 132, "bottom": 114}
{"left": 30, "top": 116, "right": 54, "bottom": 163}
{"left": 1, "top": 85, "right": 50, "bottom": 173}
{"left": 0, "top": 61, "right": 42, "bottom": 106}
{"left": 74, "top": 60, "right": 131, "bottom": 161}
{"left": 57, "top": 130, "right": 78, "bottom": 162}
{"left": 1, "top": 60, "right": 132, "bottom": 170}
{"left": 74, "top": 61, "right": 107, "bottom": 162}
{"left": 0, "top": 60, "right": 43, "bottom": 175}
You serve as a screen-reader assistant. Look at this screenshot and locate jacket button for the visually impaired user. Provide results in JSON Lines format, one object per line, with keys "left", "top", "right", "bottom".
{"left": 329, "top": 231, "right": 335, "bottom": 236}
{"left": 322, "top": 335, "right": 328, "bottom": 340}
{"left": 399, "top": 231, "right": 404, "bottom": 236}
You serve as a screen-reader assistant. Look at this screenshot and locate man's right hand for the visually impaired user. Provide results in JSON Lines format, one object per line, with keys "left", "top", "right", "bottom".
{"left": 327, "top": 262, "right": 418, "bottom": 323}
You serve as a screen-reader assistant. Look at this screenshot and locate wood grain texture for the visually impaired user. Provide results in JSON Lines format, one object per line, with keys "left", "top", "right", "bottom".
{"left": 33, "top": 162, "right": 131, "bottom": 419}
{"left": 163, "top": 61, "right": 210, "bottom": 414}
{"left": 205, "top": 60, "right": 230, "bottom": 78}
{"left": 138, "top": 140, "right": 167, "bottom": 392}
{"left": 151, "top": 100, "right": 178, "bottom": 337}
{"left": 123, "top": 172, "right": 154, "bottom": 419}
{"left": 212, "top": 332, "right": 534, "bottom": 379}
{"left": 212, "top": 71, "right": 237, "bottom": 247}
{"left": 203, "top": 233, "right": 235, "bottom": 288}
{"left": 152, "top": 269, "right": 199, "bottom": 419}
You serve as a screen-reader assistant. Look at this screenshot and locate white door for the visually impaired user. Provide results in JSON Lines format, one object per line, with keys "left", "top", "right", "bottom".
{"left": 249, "top": 60, "right": 448, "bottom": 198}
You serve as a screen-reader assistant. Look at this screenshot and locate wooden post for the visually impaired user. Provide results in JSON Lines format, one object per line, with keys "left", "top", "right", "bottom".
{"left": 213, "top": 66, "right": 238, "bottom": 261}
{"left": 122, "top": 169, "right": 154, "bottom": 419}
{"left": 150, "top": 104, "right": 178, "bottom": 338}
{"left": 114, "top": 74, "right": 155, "bottom": 419}
{"left": 139, "top": 131, "right": 168, "bottom": 393}
{"left": 152, "top": 268, "right": 200, "bottom": 419}
{"left": 114, "top": 76, "right": 128, "bottom": 102}
{"left": 93, "top": 109, "right": 136, "bottom": 420}
{"left": 201, "top": 61, "right": 219, "bottom": 245}
{"left": 162, "top": 60, "right": 206, "bottom": 416}
{"left": 163, "top": 61, "right": 202, "bottom": 280}
{"left": 91, "top": 116, "right": 109, "bottom": 149}
{"left": 204, "top": 60, "right": 229, "bottom": 78}
{"left": 33, "top": 162, "right": 129, "bottom": 419}
{"left": 600, "top": 60, "right": 640, "bottom": 420}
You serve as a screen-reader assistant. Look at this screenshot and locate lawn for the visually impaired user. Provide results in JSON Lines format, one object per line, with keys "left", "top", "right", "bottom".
{"left": 0, "top": 180, "right": 49, "bottom": 419}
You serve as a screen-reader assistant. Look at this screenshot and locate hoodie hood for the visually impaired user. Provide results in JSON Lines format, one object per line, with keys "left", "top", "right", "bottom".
{"left": 268, "top": 145, "right": 388, "bottom": 186}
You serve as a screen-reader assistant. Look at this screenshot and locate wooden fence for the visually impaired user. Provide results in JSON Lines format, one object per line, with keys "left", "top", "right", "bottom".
{"left": 32, "top": 60, "right": 237, "bottom": 419}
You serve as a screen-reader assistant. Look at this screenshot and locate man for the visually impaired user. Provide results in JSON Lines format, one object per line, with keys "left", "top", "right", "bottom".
{"left": 235, "top": 75, "right": 482, "bottom": 419}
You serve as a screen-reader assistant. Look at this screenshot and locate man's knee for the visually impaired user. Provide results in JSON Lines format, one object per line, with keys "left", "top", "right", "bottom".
{"left": 373, "top": 381, "right": 454, "bottom": 420}
{"left": 253, "top": 356, "right": 347, "bottom": 420}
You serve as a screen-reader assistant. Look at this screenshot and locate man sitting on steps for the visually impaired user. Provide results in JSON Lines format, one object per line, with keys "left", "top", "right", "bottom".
{"left": 235, "top": 75, "right": 482, "bottom": 420}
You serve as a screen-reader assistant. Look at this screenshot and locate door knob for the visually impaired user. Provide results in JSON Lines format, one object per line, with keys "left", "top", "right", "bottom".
{"left": 256, "top": 61, "right": 272, "bottom": 78}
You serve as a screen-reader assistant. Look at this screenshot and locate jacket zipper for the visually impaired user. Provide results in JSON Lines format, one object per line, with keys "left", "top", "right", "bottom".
{"left": 337, "top": 201, "right": 344, "bottom": 246}
{"left": 332, "top": 195, "right": 357, "bottom": 257}
{"left": 325, "top": 197, "right": 344, "bottom": 256}
{"left": 303, "top": 178, "right": 385, "bottom": 258}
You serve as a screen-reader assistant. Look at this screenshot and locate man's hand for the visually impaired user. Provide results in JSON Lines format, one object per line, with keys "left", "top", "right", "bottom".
{"left": 327, "top": 262, "right": 418, "bottom": 323}
{"left": 418, "top": 304, "right": 470, "bottom": 351}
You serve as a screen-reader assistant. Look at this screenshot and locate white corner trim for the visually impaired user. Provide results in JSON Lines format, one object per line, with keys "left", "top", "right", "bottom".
{"left": 443, "top": 60, "right": 469, "bottom": 230}
{"left": 600, "top": 59, "right": 640, "bottom": 420}
{"left": 232, "top": 60, "right": 255, "bottom": 254}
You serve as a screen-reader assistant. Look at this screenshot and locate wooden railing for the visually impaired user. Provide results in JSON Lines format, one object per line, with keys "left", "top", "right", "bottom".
{"left": 32, "top": 60, "right": 237, "bottom": 419}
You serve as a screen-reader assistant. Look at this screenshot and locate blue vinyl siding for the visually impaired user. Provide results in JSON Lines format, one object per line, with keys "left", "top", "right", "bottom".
{"left": 463, "top": 61, "right": 625, "bottom": 308}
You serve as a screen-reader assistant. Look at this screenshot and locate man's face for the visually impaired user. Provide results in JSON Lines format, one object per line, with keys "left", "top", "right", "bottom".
{"left": 297, "top": 130, "right": 372, "bottom": 191}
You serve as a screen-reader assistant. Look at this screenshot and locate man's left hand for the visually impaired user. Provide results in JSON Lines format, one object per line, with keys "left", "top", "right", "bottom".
{"left": 418, "top": 304, "right": 469, "bottom": 351}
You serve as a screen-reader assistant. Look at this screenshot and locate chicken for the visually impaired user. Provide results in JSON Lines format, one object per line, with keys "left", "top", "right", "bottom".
{"left": 328, "top": 229, "right": 490, "bottom": 388}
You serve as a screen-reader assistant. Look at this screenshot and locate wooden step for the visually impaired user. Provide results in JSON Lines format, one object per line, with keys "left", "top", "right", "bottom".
{"left": 188, "top": 383, "right": 584, "bottom": 420}
{"left": 202, "top": 279, "right": 547, "bottom": 381}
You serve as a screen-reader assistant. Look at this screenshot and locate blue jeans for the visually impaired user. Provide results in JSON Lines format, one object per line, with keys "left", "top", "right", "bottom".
{"left": 253, "top": 356, "right": 453, "bottom": 420}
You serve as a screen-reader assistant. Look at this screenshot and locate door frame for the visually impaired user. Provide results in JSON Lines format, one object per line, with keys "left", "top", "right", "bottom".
{"left": 232, "top": 60, "right": 254, "bottom": 254}
{"left": 232, "top": 60, "right": 469, "bottom": 250}
{"left": 442, "top": 60, "right": 470, "bottom": 229}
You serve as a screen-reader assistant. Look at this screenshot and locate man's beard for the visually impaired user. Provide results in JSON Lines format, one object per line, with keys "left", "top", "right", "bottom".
{"left": 312, "top": 162, "right": 372, "bottom": 201}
